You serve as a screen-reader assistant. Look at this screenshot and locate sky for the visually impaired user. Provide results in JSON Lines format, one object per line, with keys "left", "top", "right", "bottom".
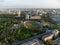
{"left": 0, "top": 0, "right": 60, "bottom": 8}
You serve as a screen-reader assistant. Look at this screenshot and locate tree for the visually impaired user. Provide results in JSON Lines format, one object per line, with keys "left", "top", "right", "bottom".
{"left": 45, "top": 40, "right": 54, "bottom": 45}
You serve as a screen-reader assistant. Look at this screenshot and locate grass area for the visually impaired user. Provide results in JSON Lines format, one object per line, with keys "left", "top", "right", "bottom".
{"left": 26, "top": 21, "right": 39, "bottom": 28}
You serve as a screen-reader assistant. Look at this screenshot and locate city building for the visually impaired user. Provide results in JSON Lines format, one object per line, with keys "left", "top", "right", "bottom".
{"left": 18, "top": 10, "right": 21, "bottom": 17}
{"left": 53, "top": 37, "right": 60, "bottom": 45}
{"left": 42, "top": 22, "right": 51, "bottom": 26}
{"left": 42, "top": 33, "right": 54, "bottom": 41}
{"left": 30, "top": 15, "right": 41, "bottom": 20}
{"left": 21, "top": 38, "right": 44, "bottom": 45}
{"left": 26, "top": 14, "right": 30, "bottom": 19}
{"left": 14, "top": 23, "right": 19, "bottom": 27}
{"left": 51, "top": 29, "right": 59, "bottom": 38}
{"left": 11, "top": 23, "right": 19, "bottom": 29}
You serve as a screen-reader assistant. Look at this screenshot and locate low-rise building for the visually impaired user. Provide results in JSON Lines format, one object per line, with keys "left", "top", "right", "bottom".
{"left": 42, "top": 22, "right": 51, "bottom": 26}
{"left": 42, "top": 33, "right": 54, "bottom": 41}
{"left": 26, "top": 15, "right": 41, "bottom": 20}
{"left": 51, "top": 29, "right": 59, "bottom": 38}
{"left": 26, "top": 14, "right": 30, "bottom": 19}
{"left": 30, "top": 16, "right": 41, "bottom": 20}
{"left": 11, "top": 23, "right": 19, "bottom": 29}
{"left": 21, "top": 38, "right": 44, "bottom": 45}
{"left": 14, "top": 23, "right": 19, "bottom": 27}
{"left": 53, "top": 37, "right": 60, "bottom": 45}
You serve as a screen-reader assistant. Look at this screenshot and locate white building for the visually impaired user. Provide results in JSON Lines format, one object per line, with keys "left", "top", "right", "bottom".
{"left": 51, "top": 29, "right": 59, "bottom": 38}
{"left": 26, "top": 14, "right": 30, "bottom": 19}
{"left": 42, "top": 33, "right": 54, "bottom": 41}
{"left": 18, "top": 10, "right": 21, "bottom": 17}
{"left": 30, "top": 16, "right": 41, "bottom": 20}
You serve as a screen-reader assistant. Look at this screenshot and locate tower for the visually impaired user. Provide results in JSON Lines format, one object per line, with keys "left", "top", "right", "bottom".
{"left": 18, "top": 10, "right": 21, "bottom": 17}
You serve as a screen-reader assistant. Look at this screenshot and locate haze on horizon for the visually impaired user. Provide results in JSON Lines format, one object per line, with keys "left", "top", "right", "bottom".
{"left": 0, "top": 0, "right": 60, "bottom": 9}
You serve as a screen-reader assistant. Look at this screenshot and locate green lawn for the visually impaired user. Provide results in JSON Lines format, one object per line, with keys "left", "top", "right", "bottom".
{"left": 27, "top": 22, "right": 38, "bottom": 28}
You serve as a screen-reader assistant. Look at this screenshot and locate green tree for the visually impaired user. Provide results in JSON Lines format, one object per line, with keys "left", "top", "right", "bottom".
{"left": 45, "top": 40, "right": 54, "bottom": 45}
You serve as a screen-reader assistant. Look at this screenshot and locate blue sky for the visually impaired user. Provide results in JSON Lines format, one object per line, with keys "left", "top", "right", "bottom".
{"left": 0, "top": 0, "right": 60, "bottom": 8}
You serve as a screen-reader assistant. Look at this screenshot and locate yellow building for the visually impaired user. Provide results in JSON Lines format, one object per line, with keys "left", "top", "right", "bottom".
{"left": 42, "top": 33, "right": 54, "bottom": 41}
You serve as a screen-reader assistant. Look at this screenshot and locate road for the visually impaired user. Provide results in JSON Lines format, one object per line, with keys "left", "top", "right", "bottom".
{"left": 20, "top": 31, "right": 51, "bottom": 45}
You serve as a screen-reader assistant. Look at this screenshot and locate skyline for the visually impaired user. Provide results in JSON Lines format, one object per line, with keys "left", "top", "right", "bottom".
{"left": 0, "top": 0, "right": 60, "bottom": 8}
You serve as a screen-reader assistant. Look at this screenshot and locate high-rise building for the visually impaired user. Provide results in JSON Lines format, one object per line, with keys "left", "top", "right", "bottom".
{"left": 18, "top": 10, "right": 21, "bottom": 17}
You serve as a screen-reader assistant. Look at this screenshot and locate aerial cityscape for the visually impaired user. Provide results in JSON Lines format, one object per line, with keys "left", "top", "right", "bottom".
{"left": 0, "top": 0, "right": 60, "bottom": 45}
{"left": 0, "top": 9, "right": 60, "bottom": 45}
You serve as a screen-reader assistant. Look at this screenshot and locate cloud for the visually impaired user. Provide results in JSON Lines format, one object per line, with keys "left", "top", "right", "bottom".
{"left": 0, "top": 0, "right": 60, "bottom": 8}
{"left": 0, "top": 0, "right": 5, "bottom": 2}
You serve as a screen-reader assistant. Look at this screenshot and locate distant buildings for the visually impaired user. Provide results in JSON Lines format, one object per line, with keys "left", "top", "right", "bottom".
{"left": 51, "top": 15, "right": 60, "bottom": 22}
{"left": 18, "top": 10, "right": 21, "bottom": 17}
{"left": 0, "top": 9, "right": 22, "bottom": 18}
{"left": 26, "top": 15, "right": 41, "bottom": 20}
{"left": 0, "top": 9, "right": 18, "bottom": 14}
{"left": 30, "top": 16, "right": 41, "bottom": 20}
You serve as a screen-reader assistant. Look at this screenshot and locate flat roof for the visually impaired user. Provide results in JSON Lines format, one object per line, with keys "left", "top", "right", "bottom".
{"left": 53, "top": 37, "right": 60, "bottom": 44}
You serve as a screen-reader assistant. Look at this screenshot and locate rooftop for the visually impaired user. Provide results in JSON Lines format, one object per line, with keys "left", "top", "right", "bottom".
{"left": 42, "top": 33, "right": 54, "bottom": 41}
{"left": 21, "top": 38, "right": 44, "bottom": 45}
{"left": 53, "top": 37, "right": 60, "bottom": 45}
